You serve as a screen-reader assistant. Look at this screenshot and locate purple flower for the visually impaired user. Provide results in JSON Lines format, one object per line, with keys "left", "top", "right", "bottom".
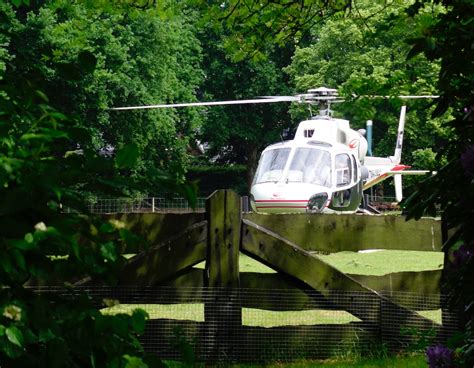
{"left": 461, "top": 145, "right": 474, "bottom": 177}
{"left": 426, "top": 344, "right": 455, "bottom": 367}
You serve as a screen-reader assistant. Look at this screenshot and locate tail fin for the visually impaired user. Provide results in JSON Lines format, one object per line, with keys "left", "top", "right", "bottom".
{"left": 393, "top": 106, "right": 406, "bottom": 201}
{"left": 392, "top": 105, "right": 406, "bottom": 164}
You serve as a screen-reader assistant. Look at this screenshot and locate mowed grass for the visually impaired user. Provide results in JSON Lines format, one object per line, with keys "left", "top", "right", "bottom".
{"left": 243, "top": 354, "right": 428, "bottom": 367}
{"left": 197, "top": 250, "right": 444, "bottom": 275}
{"left": 102, "top": 252, "right": 441, "bottom": 366}
{"left": 317, "top": 250, "right": 443, "bottom": 276}
{"left": 164, "top": 354, "right": 427, "bottom": 367}
{"left": 103, "top": 304, "right": 360, "bottom": 326}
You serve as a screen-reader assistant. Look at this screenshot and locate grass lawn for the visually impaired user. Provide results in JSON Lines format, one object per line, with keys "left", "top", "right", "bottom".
{"left": 242, "top": 354, "right": 428, "bottom": 367}
{"left": 317, "top": 250, "right": 443, "bottom": 276}
{"left": 164, "top": 354, "right": 427, "bottom": 367}
{"left": 104, "top": 303, "right": 361, "bottom": 326}
{"left": 196, "top": 250, "right": 443, "bottom": 275}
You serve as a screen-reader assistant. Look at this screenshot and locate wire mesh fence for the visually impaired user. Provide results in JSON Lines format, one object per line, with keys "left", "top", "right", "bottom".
{"left": 63, "top": 196, "right": 253, "bottom": 214}
{"left": 64, "top": 197, "right": 207, "bottom": 214}
{"left": 30, "top": 286, "right": 459, "bottom": 363}
{"left": 62, "top": 195, "right": 401, "bottom": 214}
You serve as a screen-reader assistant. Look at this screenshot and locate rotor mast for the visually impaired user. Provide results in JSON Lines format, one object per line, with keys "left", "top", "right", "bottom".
{"left": 296, "top": 87, "right": 340, "bottom": 117}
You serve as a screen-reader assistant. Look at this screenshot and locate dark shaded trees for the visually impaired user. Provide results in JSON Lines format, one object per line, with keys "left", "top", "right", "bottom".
{"left": 8, "top": 2, "right": 204, "bottom": 183}
{"left": 0, "top": 2, "right": 196, "bottom": 366}
{"left": 404, "top": 1, "right": 474, "bottom": 365}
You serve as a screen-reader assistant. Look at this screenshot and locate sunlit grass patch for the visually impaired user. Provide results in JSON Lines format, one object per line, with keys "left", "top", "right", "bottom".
{"left": 102, "top": 303, "right": 360, "bottom": 327}
{"left": 102, "top": 303, "right": 204, "bottom": 322}
{"left": 311, "top": 250, "right": 442, "bottom": 276}
{"left": 416, "top": 309, "right": 442, "bottom": 324}
{"left": 242, "top": 308, "right": 360, "bottom": 327}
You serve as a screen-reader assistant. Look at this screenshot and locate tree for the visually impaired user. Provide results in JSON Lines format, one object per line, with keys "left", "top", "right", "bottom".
{"left": 0, "top": 2, "right": 196, "bottom": 366}
{"left": 404, "top": 0, "right": 474, "bottom": 365}
{"left": 193, "top": 0, "right": 351, "bottom": 61}
{"left": 197, "top": 31, "right": 293, "bottom": 189}
{"left": 9, "top": 2, "right": 204, "bottom": 184}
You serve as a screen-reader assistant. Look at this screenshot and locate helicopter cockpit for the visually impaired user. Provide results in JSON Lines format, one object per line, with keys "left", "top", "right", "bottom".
{"left": 250, "top": 139, "right": 362, "bottom": 213}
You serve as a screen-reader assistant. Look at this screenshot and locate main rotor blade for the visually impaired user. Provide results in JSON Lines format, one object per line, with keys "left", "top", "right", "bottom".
{"left": 396, "top": 95, "right": 439, "bottom": 99}
{"left": 353, "top": 94, "right": 439, "bottom": 99}
{"left": 110, "top": 96, "right": 297, "bottom": 111}
{"left": 109, "top": 92, "right": 439, "bottom": 111}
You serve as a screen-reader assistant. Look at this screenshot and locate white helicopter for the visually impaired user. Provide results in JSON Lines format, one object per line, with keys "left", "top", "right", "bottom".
{"left": 111, "top": 87, "right": 435, "bottom": 214}
{"left": 249, "top": 88, "right": 436, "bottom": 214}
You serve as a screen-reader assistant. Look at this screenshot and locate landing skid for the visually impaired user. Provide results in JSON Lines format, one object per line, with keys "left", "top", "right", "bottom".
{"left": 358, "top": 194, "right": 381, "bottom": 215}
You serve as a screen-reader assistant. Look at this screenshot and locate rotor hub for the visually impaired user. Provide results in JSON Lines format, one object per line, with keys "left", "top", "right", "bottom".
{"left": 297, "top": 87, "right": 340, "bottom": 116}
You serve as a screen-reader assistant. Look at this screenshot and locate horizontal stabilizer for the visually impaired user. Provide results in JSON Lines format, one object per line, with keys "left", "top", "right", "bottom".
{"left": 388, "top": 170, "right": 430, "bottom": 175}
{"left": 363, "top": 169, "right": 431, "bottom": 190}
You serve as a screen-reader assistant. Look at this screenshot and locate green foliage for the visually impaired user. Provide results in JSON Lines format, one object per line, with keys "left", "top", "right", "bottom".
{"left": 0, "top": 73, "right": 154, "bottom": 365}
{"left": 171, "top": 327, "right": 197, "bottom": 367}
{"left": 0, "top": 1, "right": 199, "bottom": 366}
{"left": 403, "top": 0, "right": 474, "bottom": 366}
{"left": 192, "top": 0, "right": 351, "bottom": 62}
{"left": 401, "top": 327, "right": 437, "bottom": 353}
{"left": 196, "top": 19, "right": 295, "bottom": 190}
{"left": 8, "top": 1, "right": 203, "bottom": 183}
{"left": 411, "top": 148, "right": 441, "bottom": 171}
{"left": 186, "top": 165, "right": 247, "bottom": 195}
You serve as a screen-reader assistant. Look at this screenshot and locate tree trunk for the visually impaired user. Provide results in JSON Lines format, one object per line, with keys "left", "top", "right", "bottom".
{"left": 246, "top": 146, "right": 259, "bottom": 192}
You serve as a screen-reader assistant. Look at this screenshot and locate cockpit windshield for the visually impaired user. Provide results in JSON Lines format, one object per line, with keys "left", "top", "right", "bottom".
{"left": 288, "top": 148, "right": 332, "bottom": 187}
{"left": 253, "top": 148, "right": 290, "bottom": 183}
{"left": 253, "top": 147, "right": 332, "bottom": 187}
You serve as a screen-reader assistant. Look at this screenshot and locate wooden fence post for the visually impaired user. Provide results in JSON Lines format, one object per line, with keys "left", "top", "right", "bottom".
{"left": 203, "top": 190, "right": 242, "bottom": 361}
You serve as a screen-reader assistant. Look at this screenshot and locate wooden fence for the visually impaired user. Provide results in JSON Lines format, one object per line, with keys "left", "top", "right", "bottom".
{"left": 82, "top": 190, "right": 454, "bottom": 362}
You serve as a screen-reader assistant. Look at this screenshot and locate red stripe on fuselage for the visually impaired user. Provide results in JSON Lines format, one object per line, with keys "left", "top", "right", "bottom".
{"left": 256, "top": 205, "right": 306, "bottom": 209}
{"left": 255, "top": 199, "right": 308, "bottom": 203}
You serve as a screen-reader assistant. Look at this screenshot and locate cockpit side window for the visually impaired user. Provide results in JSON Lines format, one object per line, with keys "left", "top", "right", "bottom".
{"left": 254, "top": 148, "right": 291, "bottom": 183}
{"left": 352, "top": 155, "right": 358, "bottom": 183}
{"left": 335, "top": 153, "right": 352, "bottom": 187}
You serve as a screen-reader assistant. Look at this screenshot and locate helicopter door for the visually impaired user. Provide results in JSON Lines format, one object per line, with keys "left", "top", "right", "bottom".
{"left": 335, "top": 154, "right": 351, "bottom": 187}
{"left": 331, "top": 153, "right": 359, "bottom": 209}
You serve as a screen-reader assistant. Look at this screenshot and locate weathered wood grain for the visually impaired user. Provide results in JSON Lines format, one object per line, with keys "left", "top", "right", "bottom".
{"left": 243, "top": 212, "right": 442, "bottom": 252}
{"left": 205, "top": 190, "right": 241, "bottom": 288}
{"left": 203, "top": 190, "right": 242, "bottom": 361}
{"left": 103, "top": 212, "right": 206, "bottom": 252}
{"left": 89, "top": 267, "right": 441, "bottom": 312}
{"left": 350, "top": 270, "right": 441, "bottom": 309}
{"left": 117, "top": 220, "right": 207, "bottom": 285}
